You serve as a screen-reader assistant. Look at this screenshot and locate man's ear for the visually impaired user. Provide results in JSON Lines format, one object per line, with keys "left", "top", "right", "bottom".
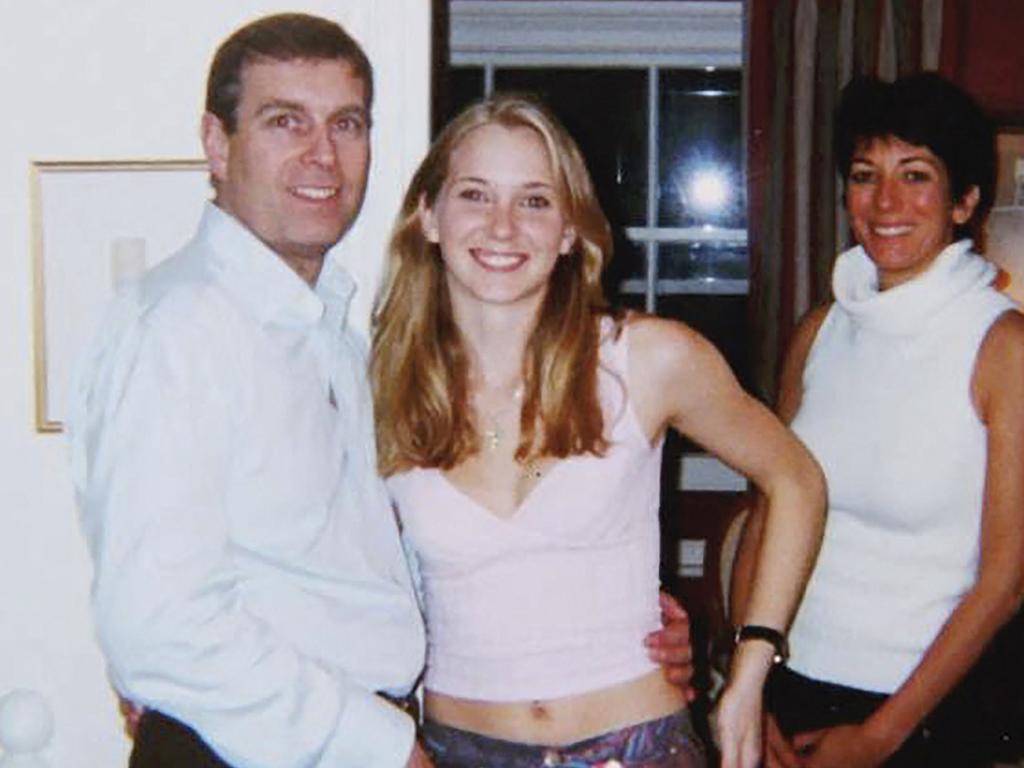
{"left": 417, "top": 195, "right": 440, "bottom": 244}
{"left": 952, "top": 185, "right": 981, "bottom": 226}
{"left": 201, "top": 112, "right": 230, "bottom": 184}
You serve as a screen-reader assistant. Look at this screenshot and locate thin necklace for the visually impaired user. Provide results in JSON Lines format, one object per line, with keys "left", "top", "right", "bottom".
{"left": 476, "top": 384, "right": 524, "bottom": 452}
{"left": 473, "top": 383, "right": 544, "bottom": 480}
{"left": 521, "top": 456, "right": 543, "bottom": 480}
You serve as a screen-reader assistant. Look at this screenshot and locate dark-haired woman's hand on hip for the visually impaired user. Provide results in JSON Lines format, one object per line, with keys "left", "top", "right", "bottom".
{"left": 761, "top": 713, "right": 801, "bottom": 768}
{"left": 792, "top": 723, "right": 891, "bottom": 768}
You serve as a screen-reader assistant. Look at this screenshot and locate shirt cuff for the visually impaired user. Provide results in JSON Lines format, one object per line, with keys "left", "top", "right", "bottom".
{"left": 320, "top": 687, "right": 416, "bottom": 767}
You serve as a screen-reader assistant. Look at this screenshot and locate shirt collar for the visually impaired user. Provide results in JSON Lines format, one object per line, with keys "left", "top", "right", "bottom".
{"left": 198, "top": 202, "right": 357, "bottom": 332}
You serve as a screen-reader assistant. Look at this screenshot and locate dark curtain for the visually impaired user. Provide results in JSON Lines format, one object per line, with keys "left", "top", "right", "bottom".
{"left": 745, "top": 0, "right": 944, "bottom": 402}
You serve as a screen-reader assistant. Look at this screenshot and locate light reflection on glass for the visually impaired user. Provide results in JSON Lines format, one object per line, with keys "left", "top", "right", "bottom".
{"left": 687, "top": 166, "right": 730, "bottom": 215}
{"left": 674, "top": 163, "right": 733, "bottom": 220}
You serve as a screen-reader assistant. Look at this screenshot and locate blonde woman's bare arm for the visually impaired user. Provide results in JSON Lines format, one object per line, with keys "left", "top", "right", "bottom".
{"left": 729, "top": 304, "right": 829, "bottom": 627}
{"left": 628, "top": 316, "right": 826, "bottom": 768}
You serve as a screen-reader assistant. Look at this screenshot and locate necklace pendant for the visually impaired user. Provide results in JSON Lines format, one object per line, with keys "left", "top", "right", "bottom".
{"left": 484, "top": 427, "right": 500, "bottom": 451}
{"left": 523, "top": 458, "right": 542, "bottom": 480}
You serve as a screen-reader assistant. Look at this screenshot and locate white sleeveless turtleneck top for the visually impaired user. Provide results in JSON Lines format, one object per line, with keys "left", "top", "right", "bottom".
{"left": 787, "top": 239, "right": 1015, "bottom": 693}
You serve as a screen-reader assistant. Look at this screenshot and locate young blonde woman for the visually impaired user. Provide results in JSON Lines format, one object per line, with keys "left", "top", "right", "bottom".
{"left": 372, "top": 94, "right": 826, "bottom": 768}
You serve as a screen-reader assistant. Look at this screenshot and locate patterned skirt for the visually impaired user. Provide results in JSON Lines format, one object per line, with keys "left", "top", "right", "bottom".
{"left": 422, "top": 709, "right": 706, "bottom": 768}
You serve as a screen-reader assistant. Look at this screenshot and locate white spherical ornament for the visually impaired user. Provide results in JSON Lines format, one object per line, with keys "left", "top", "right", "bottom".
{"left": 0, "top": 690, "right": 53, "bottom": 754}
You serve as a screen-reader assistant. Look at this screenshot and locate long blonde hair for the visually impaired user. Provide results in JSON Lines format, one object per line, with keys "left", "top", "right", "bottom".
{"left": 371, "top": 94, "right": 618, "bottom": 476}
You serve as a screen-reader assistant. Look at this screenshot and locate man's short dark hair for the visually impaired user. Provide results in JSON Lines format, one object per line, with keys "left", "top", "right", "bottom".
{"left": 206, "top": 13, "right": 374, "bottom": 134}
{"left": 834, "top": 73, "right": 996, "bottom": 245}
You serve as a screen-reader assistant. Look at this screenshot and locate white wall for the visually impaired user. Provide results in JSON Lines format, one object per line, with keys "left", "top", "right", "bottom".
{"left": 0, "top": 2, "right": 430, "bottom": 765}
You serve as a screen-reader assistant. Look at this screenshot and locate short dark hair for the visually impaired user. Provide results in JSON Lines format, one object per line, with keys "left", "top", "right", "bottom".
{"left": 206, "top": 13, "right": 373, "bottom": 134}
{"left": 834, "top": 72, "right": 996, "bottom": 245}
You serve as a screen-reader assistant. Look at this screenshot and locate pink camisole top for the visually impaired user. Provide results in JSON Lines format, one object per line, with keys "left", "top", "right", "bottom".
{"left": 386, "top": 319, "right": 664, "bottom": 701}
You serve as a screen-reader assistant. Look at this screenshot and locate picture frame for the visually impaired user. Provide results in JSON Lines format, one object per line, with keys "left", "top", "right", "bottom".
{"left": 994, "top": 127, "right": 1024, "bottom": 208}
{"left": 31, "top": 159, "right": 210, "bottom": 432}
{"left": 989, "top": 127, "right": 1024, "bottom": 306}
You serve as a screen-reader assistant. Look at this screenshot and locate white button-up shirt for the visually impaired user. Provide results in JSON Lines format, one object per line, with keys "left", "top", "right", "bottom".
{"left": 68, "top": 204, "right": 425, "bottom": 768}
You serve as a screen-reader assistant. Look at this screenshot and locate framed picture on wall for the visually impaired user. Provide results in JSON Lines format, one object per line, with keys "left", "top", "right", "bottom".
{"left": 31, "top": 160, "right": 210, "bottom": 433}
{"left": 989, "top": 128, "right": 1024, "bottom": 306}
{"left": 994, "top": 128, "right": 1024, "bottom": 207}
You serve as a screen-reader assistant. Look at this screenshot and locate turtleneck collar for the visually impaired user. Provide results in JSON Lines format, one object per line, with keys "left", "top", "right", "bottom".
{"left": 832, "top": 239, "right": 997, "bottom": 335}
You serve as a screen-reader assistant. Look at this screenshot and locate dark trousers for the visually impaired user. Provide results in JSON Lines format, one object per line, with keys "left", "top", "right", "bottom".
{"left": 766, "top": 666, "right": 992, "bottom": 768}
{"left": 129, "top": 711, "right": 234, "bottom": 768}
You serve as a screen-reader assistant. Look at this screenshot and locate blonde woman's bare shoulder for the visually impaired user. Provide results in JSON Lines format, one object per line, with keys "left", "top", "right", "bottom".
{"left": 626, "top": 312, "right": 722, "bottom": 369}
{"left": 625, "top": 313, "right": 733, "bottom": 413}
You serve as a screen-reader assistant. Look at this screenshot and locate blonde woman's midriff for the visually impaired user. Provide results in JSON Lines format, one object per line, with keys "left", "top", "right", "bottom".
{"left": 424, "top": 669, "right": 686, "bottom": 745}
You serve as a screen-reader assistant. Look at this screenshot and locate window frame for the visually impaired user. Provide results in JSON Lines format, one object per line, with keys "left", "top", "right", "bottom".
{"left": 449, "top": 0, "right": 746, "bottom": 310}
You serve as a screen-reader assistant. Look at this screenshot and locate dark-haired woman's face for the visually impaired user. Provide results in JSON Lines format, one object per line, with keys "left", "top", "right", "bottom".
{"left": 847, "top": 136, "right": 978, "bottom": 290}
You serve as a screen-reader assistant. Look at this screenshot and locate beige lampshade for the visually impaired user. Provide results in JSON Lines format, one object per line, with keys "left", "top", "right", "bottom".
{"left": 987, "top": 207, "right": 1024, "bottom": 306}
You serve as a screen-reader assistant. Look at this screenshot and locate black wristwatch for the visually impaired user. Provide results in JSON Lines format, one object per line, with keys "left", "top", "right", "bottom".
{"left": 734, "top": 624, "right": 788, "bottom": 665}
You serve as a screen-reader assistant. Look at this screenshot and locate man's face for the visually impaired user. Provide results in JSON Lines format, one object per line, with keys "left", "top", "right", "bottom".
{"left": 202, "top": 57, "right": 370, "bottom": 279}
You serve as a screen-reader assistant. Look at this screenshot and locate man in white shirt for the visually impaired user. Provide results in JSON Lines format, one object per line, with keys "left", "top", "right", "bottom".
{"left": 68, "top": 12, "right": 694, "bottom": 768}
{"left": 68, "top": 14, "right": 432, "bottom": 767}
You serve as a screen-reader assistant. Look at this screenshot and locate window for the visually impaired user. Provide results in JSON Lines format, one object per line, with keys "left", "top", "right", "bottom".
{"left": 442, "top": 0, "right": 749, "bottom": 385}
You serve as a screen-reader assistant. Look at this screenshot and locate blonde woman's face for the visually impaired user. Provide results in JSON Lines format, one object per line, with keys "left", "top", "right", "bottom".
{"left": 420, "top": 123, "right": 576, "bottom": 313}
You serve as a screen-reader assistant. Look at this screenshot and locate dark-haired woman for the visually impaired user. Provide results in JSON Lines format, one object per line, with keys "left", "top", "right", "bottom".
{"left": 733, "top": 73, "right": 1024, "bottom": 768}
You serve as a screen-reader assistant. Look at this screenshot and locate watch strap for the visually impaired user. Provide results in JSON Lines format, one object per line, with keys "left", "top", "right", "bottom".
{"left": 734, "top": 624, "right": 788, "bottom": 665}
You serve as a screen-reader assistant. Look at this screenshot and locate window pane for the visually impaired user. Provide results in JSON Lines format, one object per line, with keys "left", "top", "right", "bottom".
{"left": 444, "top": 66, "right": 485, "bottom": 121}
{"left": 617, "top": 291, "right": 648, "bottom": 316}
{"left": 610, "top": 239, "right": 648, "bottom": 282}
{"left": 493, "top": 68, "right": 648, "bottom": 227}
{"left": 658, "top": 70, "right": 743, "bottom": 229}
{"left": 656, "top": 294, "right": 750, "bottom": 387}
{"left": 659, "top": 242, "right": 747, "bottom": 282}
